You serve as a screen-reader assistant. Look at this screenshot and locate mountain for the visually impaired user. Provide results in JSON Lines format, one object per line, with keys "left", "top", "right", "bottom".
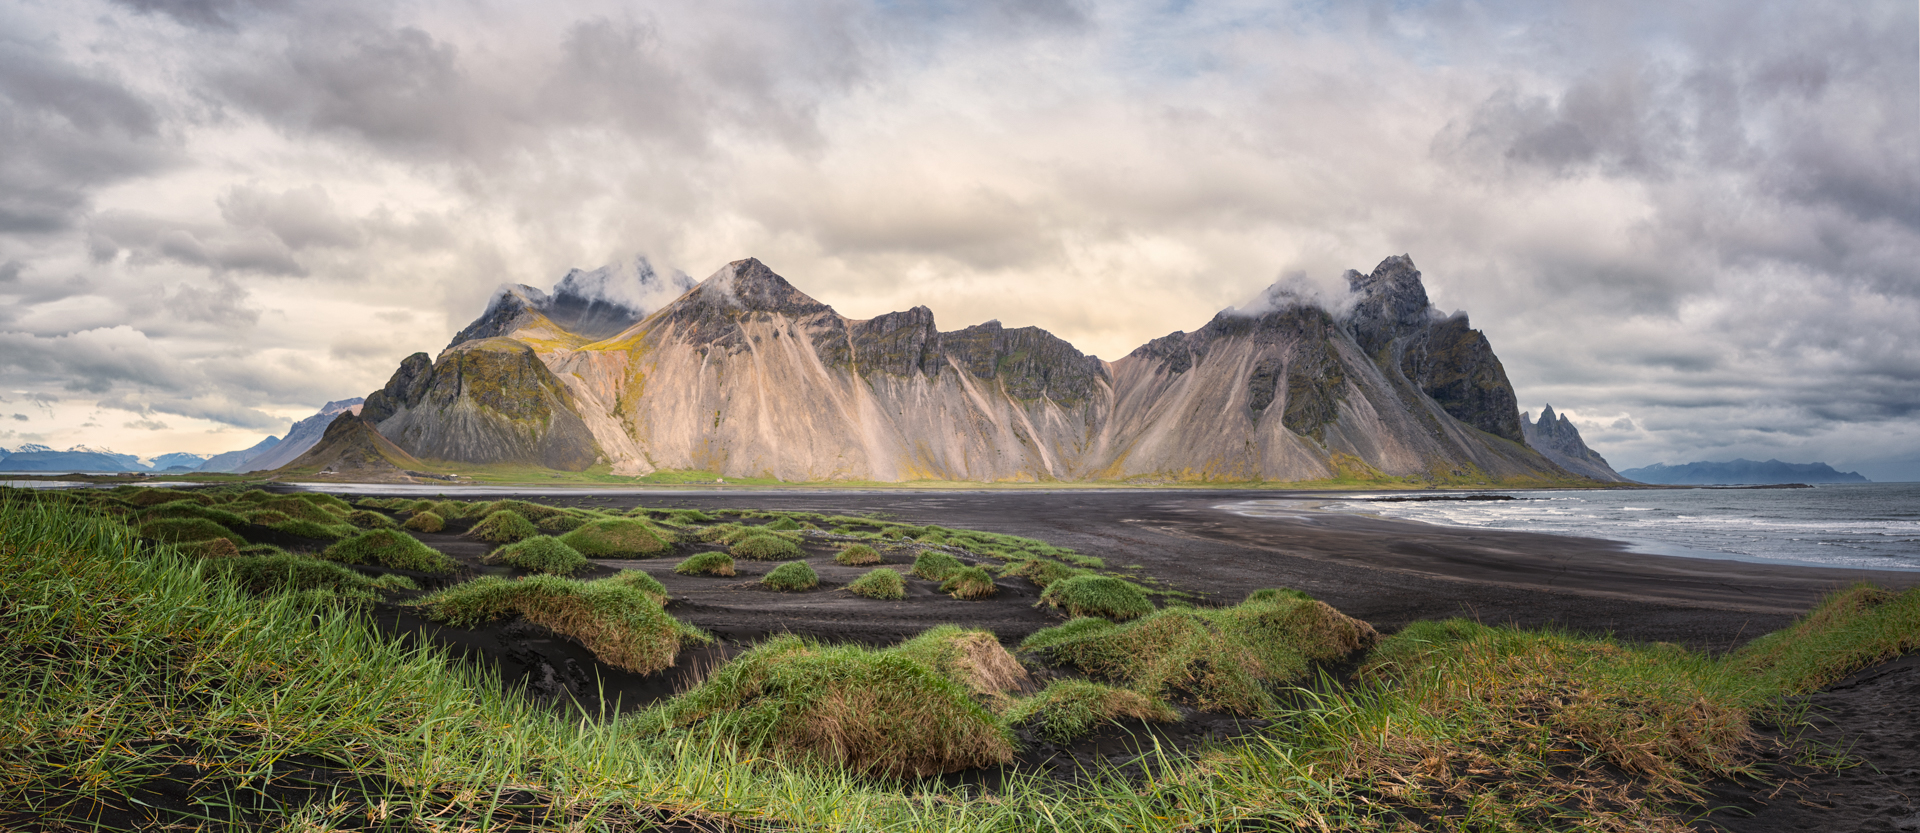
{"left": 239, "top": 398, "right": 365, "bottom": 472}
{"left": 1521, "top": 405, "right": 1626, "bottom": 482}
{"left": 269, "top": 411, "right": 430, "bottom": 482}
{"left": 0, "top": 446, "right": 148, "bottom": 472}
{"left": 357, "top": 254, "right": 1590, "bottom": 484}
{"left": 446, "top": 256, "right": 696, "bottom": 349}
{"left": 1619, "top": 459, "right": 1869, "bottom": 485}
{"left": 148, "top": 452, "right": 209, "bottom": 471}
{"left": 195, "top": 435, "right": 281, "bottom": 473}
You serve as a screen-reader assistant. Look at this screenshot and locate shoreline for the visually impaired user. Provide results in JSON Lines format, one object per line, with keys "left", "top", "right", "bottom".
{"left": 297, "top": 486, "right": 1920, "bottom": 652}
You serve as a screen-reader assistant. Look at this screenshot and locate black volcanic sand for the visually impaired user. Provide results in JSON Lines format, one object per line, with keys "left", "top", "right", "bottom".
{"left": 281, "top": 487, "right": 1920, "bottom": 828}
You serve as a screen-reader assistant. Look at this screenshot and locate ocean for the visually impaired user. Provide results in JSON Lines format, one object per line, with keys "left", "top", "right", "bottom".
{"left": 1226, "top": 482, "right": 1920, "bottom": 572}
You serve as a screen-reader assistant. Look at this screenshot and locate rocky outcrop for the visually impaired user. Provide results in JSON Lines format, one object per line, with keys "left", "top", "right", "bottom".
{"left": 1343, "top": 256, "right": 1525, "bottom": 443}
{"left": 239, "top": 398, "right": 364, "bottom": 472}
{"left": 366, "top": 338, "right": 601, "bottom": 470}
{"left": 270, "top": 411, "right": 429, "bottom": 482}
{"left": 359, "top": 254, "right": 1593, "bottom": 484}
{"left": 1521, "top": 405, "right": 1626, "bottom": 482}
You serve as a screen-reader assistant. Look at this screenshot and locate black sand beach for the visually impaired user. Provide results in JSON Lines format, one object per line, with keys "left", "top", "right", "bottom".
{"left": 309, "top": 486, "right": 1920, "bottom": 831}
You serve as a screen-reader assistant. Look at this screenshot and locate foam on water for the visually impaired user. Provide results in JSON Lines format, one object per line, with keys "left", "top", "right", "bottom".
{"left": 1226, "top": 482, "right": 1920, "bottom": 572}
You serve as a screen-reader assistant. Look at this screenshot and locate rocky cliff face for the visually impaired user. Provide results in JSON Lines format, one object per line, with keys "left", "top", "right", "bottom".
{"left": 357, "top": 254, "right": 1590, "bottom": 483}
{"left": 365, "top": 339, "right": 601, "bottom": 470}
{"left": 271, "top": 411, "right": 429, "bottom": 482}
{"left": 1521, "top": 405, "right": 1625, "bottom": 482}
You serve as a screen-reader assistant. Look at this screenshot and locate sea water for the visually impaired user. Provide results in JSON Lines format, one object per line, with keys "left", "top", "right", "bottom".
{"left": 1228, "top": 482, "right": 1920, "bottom": 572}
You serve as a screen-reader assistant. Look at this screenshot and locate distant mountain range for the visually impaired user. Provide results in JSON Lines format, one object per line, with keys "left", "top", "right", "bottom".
{"left": 1620, "top": 459, "right": 1870, "bottom": 485}
{"left": 311, "top": 253, "right": 1612, "bottom": 484}
{"left": 0, "top": 398, "right": 362, "bottom": 474}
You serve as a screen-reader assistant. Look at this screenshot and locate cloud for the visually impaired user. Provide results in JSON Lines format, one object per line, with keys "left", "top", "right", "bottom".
{"left": 10, "top": 414, "right": 25, "bottom": 421}
{"left": 99, "top": 392, "right": 282, "bottom": 431}
{"left": 0, "top": 27, "right": 176, "bottom": 234}
{"left": 0, "top": 0, "right": 1913, "bottom": 475}
{"left": 123, "top": 418, "right": 169, "bottom": 430}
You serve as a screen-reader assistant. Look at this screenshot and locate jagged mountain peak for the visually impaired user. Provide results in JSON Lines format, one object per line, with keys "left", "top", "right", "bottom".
{"left": 684, "top": 257, "right": 833, "bottom": 316}
{"left": 1344, "top": 254, "right": 1438, "bottom": 356}
{"left": 449, "top": 255, "right": 695, "bottom": 349}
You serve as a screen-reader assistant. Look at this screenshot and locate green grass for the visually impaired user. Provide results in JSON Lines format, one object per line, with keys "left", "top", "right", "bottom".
{"left": 1004, "top": 680, "right": 1178, "bottom": 743}
{"left": 891, "top": 625, "right": 1030, "bottom": 700}
{"left": 999, "top": 558, "right": 1086, "bottom": 589}
{"left": 417, "top": 574, "right": 708, "bottom": 674}
{"left": 909, "top": 550, "right": 964, "bottom": 581}
{"left": 605, "top": 569, "right": 671, "bottom": 604}
{"left": 764, "top": 517, "right": 802, "bottom": 531}
{"left": 468, "top": 509, "right": 539, "bottom": 543}
{"left": 674, "top": 551, "right": 736, "bottom": 577}
{"left": 761, "top": 561, "right": 819, "bottom": 592}
{"left": 8, "top": 489, "right": 1920, "bottom": 832}
{"left": 560, "top": 518, "right": 670, "bottom": 557}
{"left": 323, "top": 528, "right": 458, "bottom": 573}
{"left": 834, "top": 543, "right": 883, "bottom": 566}
{"left": 345, "top": 509, "right": 396, "bottom": 529}
{"left": 1022, "top": 593, "right": 1378, "bottom": 714}
{"left": 402, "top": 510, "right": 446, "bottom": 532}
{"left": 537, "top": 513, "right": 589, "bottom": 533}
{"left": 138, "top": 499, "right": 251, "bottom": 529}
{"left": 731, "top": 532, "right": 801, "bottom": 560}
{"left": 1037, "top": 574, "right": 1154, "bottom": 620}
{"left": 207, "top": 551, "right": 396, "bottom": 604}
{"left": 136, "top": 516, "right": 244, "bottom": 547}
{"left": 939, "top": 566, "right": 996, "bottom": 600}
{"left": 486, "top": 535, "right": 590, "bottom": 576}
{"left": 266, "top": 517, "right": 353, "bottom": 541}
{"left": 846, "top": 567, "right": 906, "bottom": 600}
{"left": 648, "top": 635, "right": 1014, "bottom": 777}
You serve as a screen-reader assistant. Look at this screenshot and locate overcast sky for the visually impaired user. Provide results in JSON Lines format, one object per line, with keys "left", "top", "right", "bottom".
{"left": 1, "top": 0, "right": 1916, "bottom": 479}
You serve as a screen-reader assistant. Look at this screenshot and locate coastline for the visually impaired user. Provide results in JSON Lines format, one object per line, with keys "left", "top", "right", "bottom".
{"left": 289, "top": 486, "right": 1920, "bottom": 652}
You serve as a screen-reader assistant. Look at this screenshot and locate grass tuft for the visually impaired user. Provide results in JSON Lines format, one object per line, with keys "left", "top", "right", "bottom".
{"left": 345, "top": 509, "right": 396, "bottom": 529}
{"left": 909, "top": 551, "right": 964, "bottom": 581}
{"left": 402, "top": 510, "right": 445, "bottom": 533}
{"left": 468, "top": 509, "right": 539, "bottom": 543}
{"left": 762, "top": 561, "right": 819, "bottom": 592}
{"left": 137, "top": 516, "right": 244, "bottom": 547}
{"left": 323, "top": 528, "right": 457, "bottom": 573}
{"left": 731, "top": 532, "right": 801, "bottom": 561}
{"left": 833, "top": 543, "right": 882, "bottom": 566}
{"left": 1004, "top": 680, "right": 1178, "bottom": 743}
{"left": 417, "top": 574, "right": 708, "bottom": 674}
{"left": 486, "top": 535, "right": 589, "bottom": 576}
{"left": 939, "top": 566, "right": 997, "bottom": 600}
{"left": 652, "top": 635, "right": 1014, "bottom": 777}
{"left": 1025, "top": 593, "right": 1377, "bottom": 714}
{"left": 846, "top": 567, "right": 905, "bottom": 600}
{"left": 673, "top": 551, "right": 736, "bottom": 577}
{"left": 560, "top": 518, "right": 670, "bottom": 557}
{"left": 1037, "top": 575, "right": 1154, "bottom": 620}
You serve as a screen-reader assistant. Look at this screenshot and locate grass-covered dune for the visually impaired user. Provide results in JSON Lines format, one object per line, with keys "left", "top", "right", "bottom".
{"left": 4, "top": 487, "right": 1920, "bottom": 831}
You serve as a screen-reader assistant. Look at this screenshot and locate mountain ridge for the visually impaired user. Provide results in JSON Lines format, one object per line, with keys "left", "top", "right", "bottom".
{"left": 1522, "top": 405, "right": 1626, "bottom": 482}
{"left": 1620, "top": 459, "right": 1868, "bottom": 485}
{"left": 353, "top": 254, "right": 1600, "bottom": 484}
